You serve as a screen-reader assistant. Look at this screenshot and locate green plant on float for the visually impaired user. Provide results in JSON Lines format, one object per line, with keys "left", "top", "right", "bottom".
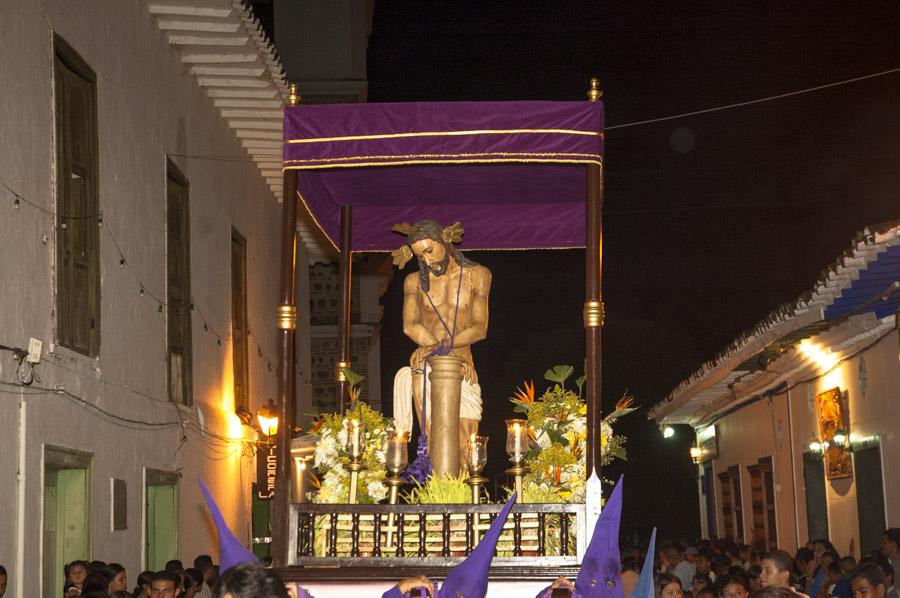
{"left": 403, "top": 473, "right": 471, "bottom": 504}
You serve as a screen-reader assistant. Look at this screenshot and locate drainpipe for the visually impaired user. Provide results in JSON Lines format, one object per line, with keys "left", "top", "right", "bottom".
{"left": 786, "top": 387, "right": 801, "bottom": 550}
{"left": 16, "top": 395, "right": 27, "bottom": 598}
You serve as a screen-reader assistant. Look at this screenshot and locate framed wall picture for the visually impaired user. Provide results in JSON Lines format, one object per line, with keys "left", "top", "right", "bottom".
{"left": 816, "top": 387, "right": 853, "bottom": 480}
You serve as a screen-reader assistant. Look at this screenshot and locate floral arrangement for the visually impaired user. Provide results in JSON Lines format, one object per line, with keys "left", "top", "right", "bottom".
{"left": 511, "top": 365, "right": 636, "bottom": 503}
{"left": 309, "top": 369, "right": 391, "bottom": 504}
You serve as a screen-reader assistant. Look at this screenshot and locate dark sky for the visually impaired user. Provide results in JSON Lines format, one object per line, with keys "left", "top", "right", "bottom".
{"left": 358, "top": 1, "right": 900, "bottom": 543}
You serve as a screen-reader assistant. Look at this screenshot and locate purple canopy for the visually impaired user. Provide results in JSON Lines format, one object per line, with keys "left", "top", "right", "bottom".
{"left": 283, "top": 101, "right": 604, "bottom": 251}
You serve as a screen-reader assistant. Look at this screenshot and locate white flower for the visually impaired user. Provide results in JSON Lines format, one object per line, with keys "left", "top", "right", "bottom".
{"left": 536, "top": 430, "right": 552, "bottom": 449}
{"left": 314, "top": 434, "right": 339, "bottom": 469}
{"left": 366, "top": 480, "right": 388, "bottom": 502}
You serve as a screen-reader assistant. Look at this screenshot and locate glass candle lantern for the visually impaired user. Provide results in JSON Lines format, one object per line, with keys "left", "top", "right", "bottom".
{"left": 505, "top": 419, "right": 529, "bottom": 463}
{"left": 466, "top": 434, "right": 488, "bottom": 474}
{"left": 345, "top": 419, "right": 366, "bottom": 459}
{"left": 385, "top": 431, "right": 409, "bottom": 473}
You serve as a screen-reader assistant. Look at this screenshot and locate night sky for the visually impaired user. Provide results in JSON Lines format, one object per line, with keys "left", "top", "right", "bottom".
{"left": 351, "top": 1, "right": 900, "bottom": 544}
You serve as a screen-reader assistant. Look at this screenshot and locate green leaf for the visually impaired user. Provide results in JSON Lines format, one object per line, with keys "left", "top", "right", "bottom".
{"left": 606, "top": 406, "right": 639, "bottom": 420}
{"left": 544, "top": 365, "right": 574, "bottom": 386}
{"left": 575, "top": 375, "right": 586, "bottom": 398}
{"left": 340, "top": 367, "right": 365, "bottom": 388}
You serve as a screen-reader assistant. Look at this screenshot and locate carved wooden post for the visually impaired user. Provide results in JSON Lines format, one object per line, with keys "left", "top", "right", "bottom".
{"left": 272, "top": 83, "right": 301, "bottom": 567}
{"left": 336, "top": 205, "right": 352, "bottom": 413}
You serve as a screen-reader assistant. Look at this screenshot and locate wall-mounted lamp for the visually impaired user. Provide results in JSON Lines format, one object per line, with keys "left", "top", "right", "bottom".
{"left": 257, "top": 399, "right": 279, "bottom": 438}
{"left": 832, "top": 428, "right": 848, "bottom": 449}
{"left": 690, "top": 445, "right": 702, "bottom": 464}
{"left": 808, "top": 439, "right": 824, "bottom": 454}
{"left": 663, "top": 425, "right": 675, "bottom": 439}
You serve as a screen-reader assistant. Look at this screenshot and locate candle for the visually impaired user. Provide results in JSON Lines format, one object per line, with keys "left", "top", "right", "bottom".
{"left": 386, "top": 431, "right": 407, "bottom": 470}
{"left": 513, "top": 422, "right": 522, "bottom": 461}
{"left": 351, "top": 419, "right": 361, "bottom": 457}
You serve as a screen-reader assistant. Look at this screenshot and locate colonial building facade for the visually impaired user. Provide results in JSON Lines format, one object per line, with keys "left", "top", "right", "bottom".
{"left": 0, "top": 2, "right": 341, "bottom": 596}
{"left": 653, "top": 222, "right": 900, "bottom": 557}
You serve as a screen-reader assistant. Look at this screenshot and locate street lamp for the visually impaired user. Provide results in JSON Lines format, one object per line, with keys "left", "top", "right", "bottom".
{"left": 663, "top": 425, "right": 675, "bottom": 439}
{"left": 257, "top": 399, "right": 279, "bottom": 438}
{"left": 690, "top": 445, "right": 702, "bottom": 465}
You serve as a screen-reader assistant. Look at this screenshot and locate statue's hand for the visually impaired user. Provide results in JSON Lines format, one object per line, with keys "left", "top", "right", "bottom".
{"left": 461, "top": 361, "right": 478, "bottom": 385}
{"left": 410, "top": 344, "right": 439, "bottom": 370}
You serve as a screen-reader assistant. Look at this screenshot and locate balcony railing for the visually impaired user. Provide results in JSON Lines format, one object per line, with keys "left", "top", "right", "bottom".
{"left": 288, "top": 502, "right": 586, "bottom": 568}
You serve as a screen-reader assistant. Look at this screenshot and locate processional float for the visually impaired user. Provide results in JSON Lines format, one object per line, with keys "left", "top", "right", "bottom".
{"left": 268, "top": 80, "right": 607, "bottom": 585}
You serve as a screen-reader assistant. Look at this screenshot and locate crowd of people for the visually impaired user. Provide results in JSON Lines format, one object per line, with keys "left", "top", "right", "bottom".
{"left": 0, "top": 527, "right": 897, "bottom": 597}
{"left": 638, "top": 527, "right": 900, "bottom": 598}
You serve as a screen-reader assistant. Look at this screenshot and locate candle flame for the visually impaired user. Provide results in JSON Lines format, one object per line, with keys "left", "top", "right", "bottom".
{"left": 351, "top": 419, "right": 360, "bottom": 428}
{"left": 513, "top": 422, "right": 521, "bottom": 432}
{"left": 470, "top": 433, "right": 477, "bottom": 443}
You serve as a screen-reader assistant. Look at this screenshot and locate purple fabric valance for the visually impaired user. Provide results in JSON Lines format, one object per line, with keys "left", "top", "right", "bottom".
{"left": 282, "top": 100, "right": 604, "bottom": 251}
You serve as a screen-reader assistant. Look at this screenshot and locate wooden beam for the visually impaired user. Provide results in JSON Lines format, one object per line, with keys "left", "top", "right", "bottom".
{"left": 167, "top": 34, "right": 249, "bottom": 46}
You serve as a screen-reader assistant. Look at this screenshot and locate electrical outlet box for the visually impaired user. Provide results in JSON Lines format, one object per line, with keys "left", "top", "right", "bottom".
{"left": 27, "top": 338, "right": 43, "bottom": 363}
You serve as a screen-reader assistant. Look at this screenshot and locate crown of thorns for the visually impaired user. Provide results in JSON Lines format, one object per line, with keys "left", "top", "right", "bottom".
{"left": 390, "top": 221, "right": 464, "bottom": 268}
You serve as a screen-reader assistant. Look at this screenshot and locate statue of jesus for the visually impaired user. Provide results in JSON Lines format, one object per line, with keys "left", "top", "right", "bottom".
{"left": 391, "top": 220, "right": 492, "bottom": 466}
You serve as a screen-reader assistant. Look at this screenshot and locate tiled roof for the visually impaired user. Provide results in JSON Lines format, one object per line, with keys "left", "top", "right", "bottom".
{"left": 651, "top": 220, "right": 900, "bottom": 426}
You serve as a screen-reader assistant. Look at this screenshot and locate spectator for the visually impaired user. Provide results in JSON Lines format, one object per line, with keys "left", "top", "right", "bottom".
{"left": 107, "top": 563, "right": 128, "bottom": 594}
{"left": 720, "top": 575, "right": 751, "bottom": 598}
{"left": 622, "top": 556, "right": 642, "bottom": 598}
{"left": 193, "top": 556, "right": 214, "bottom": 598}
{"left": 184, "top": 568, "right": 204, "bottom": 598}
{"left": 810, "top": 540, "right": 838, "bottom": 598}
{"left": 851, "top": 563, "right": 887, "bottom": 598}
{"left": 668, "top": 543, "right": 697, "bottom": 593}
{"left": 697, "top": 550, "right": 717, "bottom": 583}
{"left": 697, "top": 589, "right": 716, "bottom": 598}
{"left": 134, "top": 570, "right": 154, "bottom": 598}
{"left": 826, "top": 562, "right": 844, "bottom": 598}
{"left": 166, "top": 561, "right": 185, "bottom": 575}
{"left": 749, "top": 587, "right": 798, "bottom": 598}
{"left": 658, "top": 572, "right": 684, "bottom": 598}
{"left": 739, "top": 546, "right": 752, "bottom": 570}
{"left": 82, "top": 569, "right": 113, "bottom": 594}
{"left": 883, "top": 530, "right": 900, "bottom": 582}
{"left": 0, "top": 564, "right": 6, "bottom": 598}
{"left": 713, "top": 556, "right": 734, "bottom": 581}
{"left": 151, "top": 571, "right": 183, "bottom": 598}
{"left": 760, "top": 550, "right": 794, "bottom": 589}
{"left": 90, "top": 561, "right": 108, "bottom": 572}
{"left": 747, "top": 565, "right": 763, "bottom": 592}
{"left": 796, "top": 549, "right": 816, "bottom": 592}
{"left": 212, "top": 562, "right": 288, "bottom": 598}
{"left": 687, "top": 546, "right": 699, "bottom": 565}
{"left": 694, "top": 574, "right": 714, "bottom": 596}
{"left": 66, "top": 560, "right": 90, "bottom": 598}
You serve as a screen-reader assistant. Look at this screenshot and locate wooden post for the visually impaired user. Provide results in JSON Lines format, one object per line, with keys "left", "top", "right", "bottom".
{"left": 272, "top": 83, "right": 300, "bottom": 568}
{"left": 584, "top": 77, "right": 604, "bottom": 479}
{"left": 336, "top": 205, "right": 353, "bottom": 413}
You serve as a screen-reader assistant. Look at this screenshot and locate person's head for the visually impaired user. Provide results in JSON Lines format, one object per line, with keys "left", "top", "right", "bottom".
{"left": 882, "top": 530, "right": 900, "bottom": 560}
{"left": 687, "top": 546, "right": 699, "bottom": 564}
{"left": 212, "top": 562, "right": 288, "bottom": 598}
{"left": 740, "top": 545, "right": 752, "bottom": 562}
{"left": 749, "top": 586, "right": 798, "bottom": 598}
{"left": 713, "top": 555, "right": 734, "bottom": 578}
{"left": 193, "top": 556, "right": 214, "bottom": 584}
{"left": 748, "top": 564, "right": 763, "bottom": 592}
{"left": 623, "top": 556, "right": 642, "bottom": 574}
{"left": 697, "top": 588, "right": 717, "bottom": 598}
{"left": 795, "top": 548, "right": 815, "bottom": 572}
{"left": 67, "top": 561, "right": 89, "bottom": 587}
{"left": 184, "top": 568, "right": 204, "bottom": 598}
{"left": 134, "top": 570, "right": 154, "bottom": 597}
{"left": 693, "top": 574, "right": 713, "bottom": 595}
{"left": 165, "top": 560, "right": 184, "bottom": 575}
{"left": 851, "top": 564, "right": 887, "bottom": 598}
{"left": 151, "top": 571, "right": 183, "bottom": 598}
{"left": 761, "top": 550, "right": 794, "bottom": 588}
{"left": 812, "top": 539, "right": 836, "bottom": 563}
{"left": 667, "top": 542, "right": 687, "bottom": 566}
{"left": 107, "top": 563, "right": 127, "bottom": 592}
{"left": 721, "top": 576, "right": 751, "bottom": 598}
{"left": 82, "top": 570, "right": 113, "bottom": 594}
{"left": 841, "top": 558, "right": 858, "bottom": 579}
{"left": 828, "top": 562, "right": 843, "bottom": 583}
{"left": 658, "top": 572, "right": 683, "bottom": 598}
{"left": 0, "top": 564, "right": 7, "bottom": 598}
{"left": 695, "top": 550, "right": 714, "bottom": 575}
{"left": 822, "top": 551, "right": 840, "bottom": 571}
{"left": 89, "top": 561, "right": 107, "bottom": 572}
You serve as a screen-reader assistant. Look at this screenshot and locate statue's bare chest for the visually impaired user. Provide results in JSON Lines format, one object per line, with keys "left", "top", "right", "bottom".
{"left": 418, "top": 269, "right": 473, "bottom": 311}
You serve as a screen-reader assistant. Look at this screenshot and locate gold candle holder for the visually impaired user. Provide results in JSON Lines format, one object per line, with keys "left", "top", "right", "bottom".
{"left": 384, "top": 430, "right": 408, "bottom": 548}
{"left": 465, "top": 434, "right": 489, "bottom": 504}
{"left": 345, "top": 419, "right": 366, "bottom": 504}
{"left": 505, "top": 419, "right": 530, "bottom": 501}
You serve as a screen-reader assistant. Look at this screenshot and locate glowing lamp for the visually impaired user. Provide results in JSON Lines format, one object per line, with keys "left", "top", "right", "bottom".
{"left": 833, "top": 429, "right": 848, "bottom": 448}
{"left": 663, "top": 426, "right": 675, "bottom": 439}
{"left": 808, "top": 440, "right": 823, "bottom": 454}
{"left": 690, "top": 445, "right": 702, "bottom": 464}
{"left": 256, "top": 399, "right": 279, "bottom": 437}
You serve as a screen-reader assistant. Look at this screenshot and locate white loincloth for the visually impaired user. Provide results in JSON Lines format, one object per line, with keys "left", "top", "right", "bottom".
{"left": 393, "top": 365, "right": 482, "bottom": 434}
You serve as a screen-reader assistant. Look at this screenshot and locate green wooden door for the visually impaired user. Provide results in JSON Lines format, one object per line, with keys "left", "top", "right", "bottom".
{"left": 43, "top": 466, "right": 89, "bottom": 598}
{"left": 146, "top": 480, "right": 178, "bottom": 570}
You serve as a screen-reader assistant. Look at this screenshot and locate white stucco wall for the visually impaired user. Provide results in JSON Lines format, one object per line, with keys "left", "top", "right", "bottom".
{"left": 0, "top": 1, "right": 287, "bottom": 594}
{"left": 701, "top": 326, "right": 899, "bottom": 555}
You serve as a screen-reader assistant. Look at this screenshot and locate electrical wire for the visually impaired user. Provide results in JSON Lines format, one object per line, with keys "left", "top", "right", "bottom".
{"left": 606, "top": 65, "right": 900, "bottom": 130}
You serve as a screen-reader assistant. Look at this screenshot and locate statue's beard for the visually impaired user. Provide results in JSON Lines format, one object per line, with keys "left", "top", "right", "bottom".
{"left": 425, "top": 253, "right": 450, "bottom": 276}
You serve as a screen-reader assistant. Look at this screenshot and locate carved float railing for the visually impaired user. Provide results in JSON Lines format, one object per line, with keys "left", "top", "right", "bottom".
{"left": 287, "top": 503, "right": 586, "bottom": 568}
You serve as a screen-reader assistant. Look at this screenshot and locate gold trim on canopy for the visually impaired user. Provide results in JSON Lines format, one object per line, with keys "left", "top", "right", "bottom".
{"left": 287, "top": 128, "right": 604, "bottom": 144}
